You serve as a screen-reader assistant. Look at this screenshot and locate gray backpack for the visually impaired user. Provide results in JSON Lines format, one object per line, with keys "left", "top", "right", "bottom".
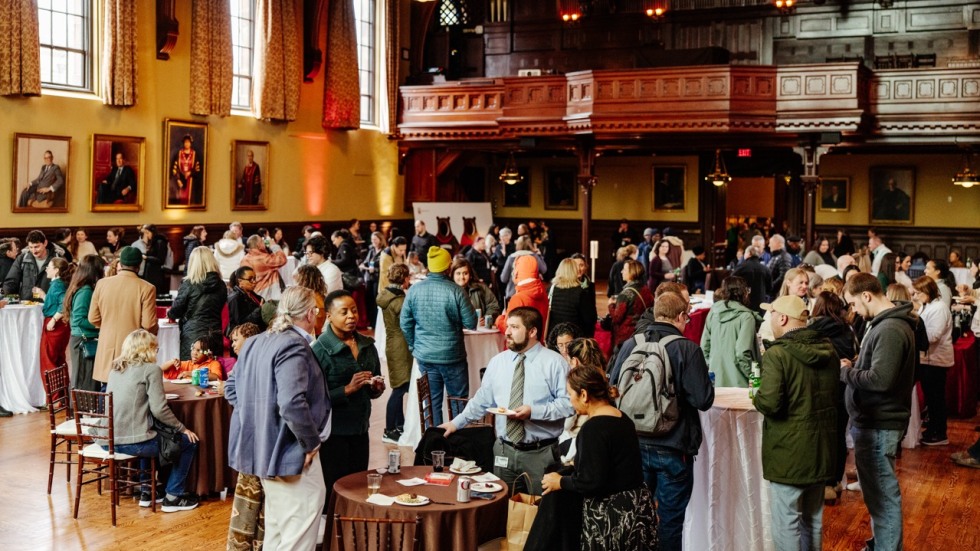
{"left": 616, "top": 333, "right": 683, "bottom": 437}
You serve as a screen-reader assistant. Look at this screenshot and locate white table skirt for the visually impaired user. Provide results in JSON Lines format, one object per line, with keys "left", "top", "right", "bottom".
{"left": 375, "top": 309, "right": 506, "bottom": 448}
{"left": 684, "top": 387, "right": 774, "bottom": 551}
{"left": 156, "top": 319, "right": 181, "bottom": 365}
{"left": 0, "top": 305, "right": 46, "bottom": 413}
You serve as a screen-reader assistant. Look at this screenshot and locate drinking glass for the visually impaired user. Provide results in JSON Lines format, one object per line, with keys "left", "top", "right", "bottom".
{"left": 432, "top": 450, "right": 446, "bottom": 472}
{"left": 367, "top": 474, "right": 382, "bottom": 497}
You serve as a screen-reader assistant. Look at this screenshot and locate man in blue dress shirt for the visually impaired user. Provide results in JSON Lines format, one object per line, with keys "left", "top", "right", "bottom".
{"left": 441, "top": 306, "right": 572, "bottom": 494}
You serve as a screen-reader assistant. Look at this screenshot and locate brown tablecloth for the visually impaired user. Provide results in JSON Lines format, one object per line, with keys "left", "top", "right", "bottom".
{"left": 164, "top": 381, "right": 235, "bottom": 497}
{"left": 331, "top": 466, "right": 508, "bottom": 551}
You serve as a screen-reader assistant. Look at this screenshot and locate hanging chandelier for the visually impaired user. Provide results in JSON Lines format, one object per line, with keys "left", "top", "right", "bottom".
{"left": 952, "top": 153, "right": 978, "bottom": 189}
{"left": 499, "top": 153, "right": 523, "bottom": 185}
{"left": 705, "top": 149, "right": 732, "bottom": 187}
{"left": 774, "top": 0, "right": 795, "bottom": 14}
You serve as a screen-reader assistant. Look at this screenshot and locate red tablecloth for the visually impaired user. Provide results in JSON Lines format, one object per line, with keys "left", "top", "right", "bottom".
{"left": 156, "top": 306, "right": 169, "bottom": 319}
{"left": 946, "top": 333, "right": 977, "bottom": 418}
{"left": 683, "top": 308, "right": 709, "bottom": 344}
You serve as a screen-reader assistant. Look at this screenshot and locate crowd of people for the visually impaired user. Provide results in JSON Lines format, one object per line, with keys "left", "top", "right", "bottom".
{"left": 2, "top": 217, "right": 979, "bottom": 551}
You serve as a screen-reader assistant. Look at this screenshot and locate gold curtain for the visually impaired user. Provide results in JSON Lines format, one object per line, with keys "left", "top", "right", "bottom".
{"left": 190, "top": 0, "right": 233, "bottom": 116}
{"left": 253, "top": 0, "right": 301, "bottom": 121}
{"left": 101, "top": 0, "right": 138, "bottom": 106}
{"left": 385, "top": 0, "right": 399, "bottom": 135}
{"left": 322, "top": 0, "right": 360, "bottom": 130}
{"left": 0, "top": 0, "right": 41, "bottom": 97}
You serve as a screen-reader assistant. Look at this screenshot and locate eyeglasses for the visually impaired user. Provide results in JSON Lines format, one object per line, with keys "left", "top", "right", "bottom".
{"left": 305, "top": 250, "right": 317, "bottom": 256}
{"left": 239, "top": 277, "right": 255, "bottom": 283}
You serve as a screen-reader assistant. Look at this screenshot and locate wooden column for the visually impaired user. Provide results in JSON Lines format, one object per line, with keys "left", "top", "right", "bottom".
{"left": 793, "top": 143, "right": 830, "bottom": 247}
{"left": 576, "top": 143, "right": 598, "bottom": 261}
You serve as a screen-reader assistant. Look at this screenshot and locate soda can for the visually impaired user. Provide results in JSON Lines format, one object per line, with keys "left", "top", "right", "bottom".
{"left": 457, "top": 476, "right": 471, "bottom": 503}
{"left": 388, "top": 450, "right": 401, "bottom": 474}
{"left": 486, "top": 314, "right": 494, "bottom": 327}
{"left": 475, "top": 309, "right": 482, "bottom": 324}
{"left": 191, "top": 369, "right": 199, "bottom": 386}
{"left": 199, "top": 367, "right": 209, "bottom": 388}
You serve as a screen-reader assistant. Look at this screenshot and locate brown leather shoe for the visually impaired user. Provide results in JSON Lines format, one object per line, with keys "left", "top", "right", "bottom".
{"left": 951, "top": 451, "right": 980, "bottom": 469}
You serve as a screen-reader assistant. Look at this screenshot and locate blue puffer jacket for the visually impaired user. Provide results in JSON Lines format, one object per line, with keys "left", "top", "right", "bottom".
{"left": 399, "top": 273, "right": 477, "bottom": 364}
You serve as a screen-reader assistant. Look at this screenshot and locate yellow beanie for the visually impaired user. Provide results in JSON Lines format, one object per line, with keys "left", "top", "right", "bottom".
{"left": 428, "top": 246, "right": 451, "bottom": 273}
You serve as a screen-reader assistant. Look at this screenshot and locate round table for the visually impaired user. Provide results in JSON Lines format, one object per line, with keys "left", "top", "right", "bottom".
{"left": 0, "top": 304, "right": 45, "bottom": 413}
{"left": 331, "top": 466, "right": 508, "bottom": 551}
{"left": 163, "top": 381, "right": 234, "bottom": 497}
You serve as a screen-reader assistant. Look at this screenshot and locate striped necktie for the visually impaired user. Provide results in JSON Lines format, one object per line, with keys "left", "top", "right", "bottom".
{"left": 506, "top": 353, "right": 526, "bottom": 444}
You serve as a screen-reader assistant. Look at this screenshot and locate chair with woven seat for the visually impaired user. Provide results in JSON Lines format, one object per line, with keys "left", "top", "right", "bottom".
{"left": 44, "top": 365, "right": 83, "bottom": 494}
{"left": 447, "top": 395, "right": 492, "bottom": 428}
{"left": 334, "top": 514, "right": 421, "bottom": 551}
{"left": 417, "top": 375, "right": 435, "bottom": 431}
{"left": 71, "top": 389, "right": 159, "bottom": 526}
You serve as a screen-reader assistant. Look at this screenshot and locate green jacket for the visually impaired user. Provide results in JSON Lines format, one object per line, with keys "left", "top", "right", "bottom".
{"left": 753, "top": 327, "right": 839, "bottom": 485}
{"left": 69, "top": 285, "right": 99, "bottom": 338}
{"left": 701, "top": 299, "right": 761, "bottom": 387}
{"left": 311, "top": 328, "right": 382, "bottom": 436}
{"left": 376, "top": 286, "right": 412, "bottom": 388}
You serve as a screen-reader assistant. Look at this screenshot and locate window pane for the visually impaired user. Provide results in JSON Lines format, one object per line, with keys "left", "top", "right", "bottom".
{"left": 38, "top": 11, "right": 51, "bottom": 44}
{"left": 68, "top": 15, "right": 83, "bottom": 49}
{"left": 67, "top": 0, "right": 83, "bottom": 15}
{"left": 51, "top": 12, "right": 67, "bottom": 47}
{"left": 52, "top": 0, "right": 66, "bottom": 12}
{"left": 51, "top": 48, "right": 68, "bottom": 84}
{"left": 38, "top": 0, "right": 51, "bottom": 9}
{"left": 230, "top": 0, "right": 256, "bottom": 109}
{"left": 68, "top": 51, "right": 84, "bottom": 86}
{"left": 40, "top": 47, "right": 52, "bottom": 82}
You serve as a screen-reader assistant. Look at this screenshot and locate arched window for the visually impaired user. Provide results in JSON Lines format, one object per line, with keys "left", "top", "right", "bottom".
{"left": 439, "top": 0, "right": 470, "bottom": 27}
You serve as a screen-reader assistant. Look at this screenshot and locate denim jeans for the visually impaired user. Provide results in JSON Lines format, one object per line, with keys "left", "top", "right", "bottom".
{"left": 113, "top": 432, "right": 198, "bottom": 497}
{"left": 851, "top": 427, "right": 903, "bottom": 551}
{"left": 638, "top": 442, "right": 693, "bottom": 551}
{"left": 769, "top": 481, "right": 824, "bottom": 551}
{"left": 416, "top": 359, "right": 469, "bottom": 426}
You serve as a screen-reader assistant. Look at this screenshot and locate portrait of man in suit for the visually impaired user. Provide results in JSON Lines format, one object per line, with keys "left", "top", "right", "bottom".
{"left": 819, "top": 178, "right": 849, "bottom": 211}
{"left": 13, "top": 135, "right": 70, "bottom": 213}
{"left": 96, "top": 152, "right": 138, "bottom": 204}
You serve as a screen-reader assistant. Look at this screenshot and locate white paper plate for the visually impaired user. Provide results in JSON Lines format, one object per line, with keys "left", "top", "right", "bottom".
{"left": 487, "top": 407, "right": 516, "bottom": 416}
{"left": 165, "top": 393, "right": 180, "bottom": 400}
{"left": 471, "top": 482, "right": 503, "bottom": 493}
{"left": 169, "top": 379, "right": 192, "bottom": 384}
{"left": 394, "top": 495, "right": 430, "bottom": 507}
{"left": 449, "top": 466, "right": 481, "bottom": 475}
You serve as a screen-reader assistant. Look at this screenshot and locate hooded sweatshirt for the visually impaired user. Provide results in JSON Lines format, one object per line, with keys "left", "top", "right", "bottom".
{"left": 701, "top": 299, "right": 762, "bottom": 387}
{"left": 842, "top": 301, "right": 917, "bottom": 431}
{"left": 496, "top": 255, "right": 549, "bottom": 332}
{"left": 214, "top": 238, "right": 245, "bottom": 281}
{"left": 753, "top": 327, "right": 840, "bottom": 485}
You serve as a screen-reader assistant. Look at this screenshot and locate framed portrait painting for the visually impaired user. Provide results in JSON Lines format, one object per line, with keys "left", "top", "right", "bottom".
{"left": 11, "top": 133, "right": 71, "bottom": 213}
{"left": 502, "top": 167, "right": 531, "bottom": 207}
{"left": 817, "top": 177, "right": 850, "bottom": 212}
{"left": 232, "top": 141, "right": 269, "bottom": 210}
{"left": 163, "top": 119, "right": 208, "bottom": 209}
{"left": 652, "top": 165, "right": 686, "bottom": 212}
{"left": 544, "top": 168, "right": 578, "bottom": 210}
{"left": 869, "top": 167, "right": 914, "bottom": 224}
{"left": 90, "top": 135, "right": 145, "bottom": 212}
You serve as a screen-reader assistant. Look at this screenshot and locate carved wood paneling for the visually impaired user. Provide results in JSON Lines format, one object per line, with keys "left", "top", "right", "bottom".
{"left": 871, "top": 67, "right": 980, "bottom": 133}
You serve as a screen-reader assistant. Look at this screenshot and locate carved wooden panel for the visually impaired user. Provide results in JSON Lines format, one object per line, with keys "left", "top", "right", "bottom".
{"left": 906, "top": 6, "right": 967, "bottom": 32}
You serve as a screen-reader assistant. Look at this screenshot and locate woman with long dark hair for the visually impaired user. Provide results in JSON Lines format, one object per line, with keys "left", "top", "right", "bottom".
{"left": 808, "top": 290, "right": 858, "bottom": 501}
{"left": 63, "top": 254, "right": 106, "bottom": 392}
{"left": 832, "top": 229, "right": 855, "bottom": 258}
{"left": 227, "top": 266, "right": 265, "bottom": 337}
{"left": 182, "top": 225, "right": 207, "bottom": 271}
{"left": 803, "top": 236, "right": 836, "bottom": 267}
{"left": 39, "top": 258, "right": 75, "bottom": 395}
{"left": 541, "top": 365, "right": 658, "bottom": 551}
{"left": 877, "top": 252, "right": 897, "bottom": 290}
{"left": 608, "top": 260, "right": 654, "bottom": 351}
{"left": 293, "top": 264, "right": 328, "bottom": 335}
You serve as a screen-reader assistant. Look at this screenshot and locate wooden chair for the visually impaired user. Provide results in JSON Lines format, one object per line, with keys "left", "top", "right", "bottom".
{"left": 44, "top": 365, "right": 81, "bottom": 494}
{"left": 447, "top": 396, "right": 492, "bottom": 428}
{"left": 71, "top": 389, "right": 159, "bottom": 526}
{"left": 334, "top": 514, "right": 421, "bottom": 551}
{"left": 416, "top": 375, "right": 435, "bottom": 431}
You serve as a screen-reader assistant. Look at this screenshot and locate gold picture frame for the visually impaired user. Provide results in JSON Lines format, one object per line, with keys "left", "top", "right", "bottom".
{"left": 163, "top": 119, "right": 208, "bottom": 210}
{"left": 231, "top": 140, "right": 269, "bottom": 211}
{"left": 817, "top": 177, "right": 850, "bottom": 212}
{"left": 90, "top": 134, "right": 145, "bottom": 212}
{"left": 11, "top": 133, "right": 71, "bottom": 213}
{"left": 652, "top": 165, "right": 687, "bottom": 212}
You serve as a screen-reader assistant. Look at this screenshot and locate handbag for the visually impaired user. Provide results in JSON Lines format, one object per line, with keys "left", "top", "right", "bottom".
{"left": 76, "top": 337, "right": 98, "bottom": 360}
{"left": 153, "top": 419, "right": 183, "bottom": 466}
{"left": 502, "top": 473, "right": 541, "bottom": 551}
{"left": 341, "top": 272, "right": 363, "bottom": 291}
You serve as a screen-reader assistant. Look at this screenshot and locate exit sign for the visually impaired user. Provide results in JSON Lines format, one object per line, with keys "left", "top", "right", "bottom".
{"left": 737, "top": 148, "right": 752, "bottom": 157}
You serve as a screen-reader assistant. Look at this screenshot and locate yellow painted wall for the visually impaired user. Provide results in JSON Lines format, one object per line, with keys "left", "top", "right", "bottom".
{"left": 1, "top": 1, "right": 404, "bottom": 230}
{"left": 817, "top": 154, "right": 980, "bottom": 228}
{"left": 493, "top": 156, "right": 700, "bottom": 222}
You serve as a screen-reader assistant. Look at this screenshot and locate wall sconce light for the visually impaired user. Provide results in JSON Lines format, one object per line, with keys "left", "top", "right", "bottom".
{"left": 705, "top": 149, "right": 732, "bottom": 187}
{"left": 644, "top": 1, "right": 666, "bottom": 19}
{"left": 952, "top": 153, "right": 978, "bottom": 189}
{"left": 557, "top": 0, "right": 582, "bottom": 22}
{"left": 499, "top": 153, "right": 524, "bottom": 185}
{"left": 774, "top": 0, "right": 795, "bottom": 14}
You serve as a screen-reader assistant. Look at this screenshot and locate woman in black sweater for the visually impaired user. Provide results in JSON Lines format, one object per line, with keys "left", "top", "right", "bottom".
{"left": 541, "top": 365, "right": 658, "bottom": 551}
{"left": 548, "top": 259, "right": 597, "bottom": 337}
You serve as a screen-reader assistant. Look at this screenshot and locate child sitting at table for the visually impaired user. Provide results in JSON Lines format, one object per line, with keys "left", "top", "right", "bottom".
{"left": 163, "top": 337, "right": 223, "bottom": 381}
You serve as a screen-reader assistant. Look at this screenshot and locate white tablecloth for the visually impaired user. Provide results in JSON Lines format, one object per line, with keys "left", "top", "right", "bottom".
{"left": 684, "top": 387, "right": 774, "bottom": 551}
{"left": 375, "top": 307, "right": 506, "bottom": 447}
{"left": 0, "top": 304, "right": 46, "bottom": 413}
{"left": 157, "top": 319, "right": 180, "bottom": 364}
